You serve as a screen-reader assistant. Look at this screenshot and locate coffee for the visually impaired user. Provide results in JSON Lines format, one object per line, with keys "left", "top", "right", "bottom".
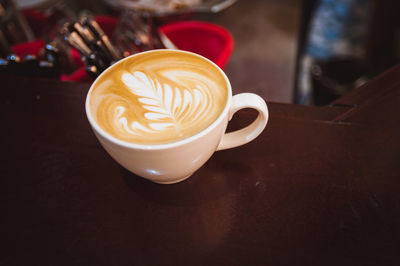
{"left": 86, "top": 49, "right": 269, "bottom": 184}
{"left": 88, "top": 50, "right": 228, "bottom": 144}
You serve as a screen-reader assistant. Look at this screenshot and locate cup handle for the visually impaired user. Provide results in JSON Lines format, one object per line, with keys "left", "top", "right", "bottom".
{"left": 217, "top": 93, "right": 269, "bottom": 151}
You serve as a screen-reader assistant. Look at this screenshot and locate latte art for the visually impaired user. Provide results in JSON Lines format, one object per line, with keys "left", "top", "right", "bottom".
{"left": 120, "top": 71, "right": 213, "bottom": 132}
{"left": 89, "top": 50, "right": 228, "bottom": 144}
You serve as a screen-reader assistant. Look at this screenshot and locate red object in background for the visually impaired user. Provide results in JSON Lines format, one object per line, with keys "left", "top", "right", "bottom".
{"left": 22, "top": 9, "right": 50, "bottom": 38}
{"left": 11, "top": 39, "right": 44, "bottom": 57}
{"left": 11, "top": 13, "right": 233, "bottom": 81}
{"left": 60, "top": 67, "right": 91, "bottom": 82}
{"left": 95, "top": 15, "right": 119, "bottom": 37}
{"left": 159, "top": 21, "right": 234, "bottom": 69}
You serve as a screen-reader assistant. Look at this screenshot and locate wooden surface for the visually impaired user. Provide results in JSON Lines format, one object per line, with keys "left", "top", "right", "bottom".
{"left": 1, "top": 65, "right": 400, "bottom": 265}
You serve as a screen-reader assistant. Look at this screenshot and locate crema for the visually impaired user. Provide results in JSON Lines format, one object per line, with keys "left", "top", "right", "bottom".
{"left": 88, "top": 50, "right": 228, "bottom": 144}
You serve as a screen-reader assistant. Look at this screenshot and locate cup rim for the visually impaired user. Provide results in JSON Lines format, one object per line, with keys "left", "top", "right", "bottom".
{"left": 85, "top": 49, "right": 232, "bottom": 150}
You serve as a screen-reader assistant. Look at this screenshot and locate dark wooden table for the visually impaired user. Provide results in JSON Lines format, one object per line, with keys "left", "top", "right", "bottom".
{"left": 2, "top": 65, "right": 400, "bottom": 265}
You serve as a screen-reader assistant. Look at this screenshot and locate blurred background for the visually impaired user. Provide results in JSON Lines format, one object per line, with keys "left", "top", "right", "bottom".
{"left": 1, "top": 0, "right": 399, "bottom": 105}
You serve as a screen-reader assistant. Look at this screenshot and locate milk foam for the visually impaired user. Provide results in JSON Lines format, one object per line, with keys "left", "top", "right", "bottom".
{"left": 89, "top": 50, "right": 228, "bottom": 144}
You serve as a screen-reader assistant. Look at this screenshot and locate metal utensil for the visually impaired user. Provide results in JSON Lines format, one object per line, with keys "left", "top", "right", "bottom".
{"left": 59, "top": 14, "right": 123, "bottom": 79}
{"left": 82, "top": 16, "right": 121, "bottom": 61}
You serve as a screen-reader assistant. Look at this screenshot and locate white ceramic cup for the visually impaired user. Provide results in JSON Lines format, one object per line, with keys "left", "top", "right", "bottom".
{"left": 86, "top": 50, "right": 269, "bottom": 184}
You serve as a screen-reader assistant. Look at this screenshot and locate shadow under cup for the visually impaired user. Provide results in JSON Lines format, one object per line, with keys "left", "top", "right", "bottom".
{"left": 86, "top": 49, "right": 268, "bottom": 184}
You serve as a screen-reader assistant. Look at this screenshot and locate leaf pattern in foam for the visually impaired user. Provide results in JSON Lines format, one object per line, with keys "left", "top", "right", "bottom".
{"left": 115, "top": 106, "right": 154, "bottom": 134}
{"left": 121, "top": 71, "right": 206, "bottom": 133}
